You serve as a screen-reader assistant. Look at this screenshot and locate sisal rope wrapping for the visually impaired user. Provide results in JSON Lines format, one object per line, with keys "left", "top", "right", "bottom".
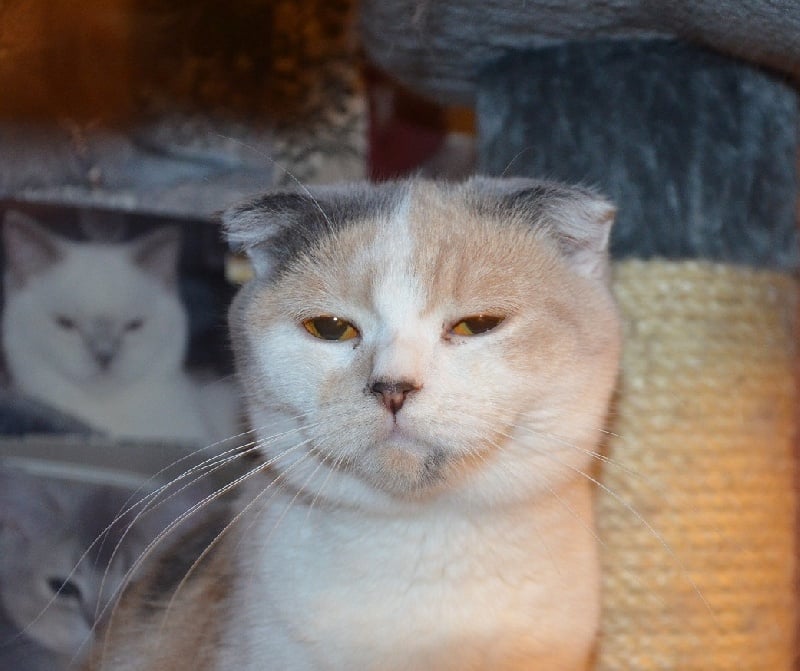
{"left": 596, "top": 260, "right": 798, "bottom": 670}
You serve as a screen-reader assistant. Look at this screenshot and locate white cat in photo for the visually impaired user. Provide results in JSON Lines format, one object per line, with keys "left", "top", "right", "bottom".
{"left": 1, "top": 211, "right": 238, "bottom": 444}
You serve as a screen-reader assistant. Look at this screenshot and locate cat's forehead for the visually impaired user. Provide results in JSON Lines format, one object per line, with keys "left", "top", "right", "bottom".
{"left": 42, "top": 244, "right": 156, "bottom": 304}
{"left": 284, "top": 182, "right": 553, "bottom": 315}
{"left": 232, "top": 177, "right": 615, "bottom": 329}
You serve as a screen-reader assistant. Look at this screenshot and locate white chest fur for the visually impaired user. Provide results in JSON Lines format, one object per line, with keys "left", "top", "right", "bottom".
{"left": 221, "top": 481, "right": 599, "bottom": 671}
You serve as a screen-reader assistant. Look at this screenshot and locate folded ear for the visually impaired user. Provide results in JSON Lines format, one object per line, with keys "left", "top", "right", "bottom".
{"left": 468, "top": 177, "right": 616, "bottom": 280}
{"left": 221, "top": 183, "right": 395, "bottom": 280}
{"left": 222, "top": 192, "right": 322, "bottom": 279}
{"left": 2, "top": 210, "right": 65, "bottom": 287}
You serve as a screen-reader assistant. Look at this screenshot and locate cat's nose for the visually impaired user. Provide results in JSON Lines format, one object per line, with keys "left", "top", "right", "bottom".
{"left": 94, "top": 350, "right": 114, "bottom": 370}
{"left": 89, "top": 340, "right": 118, "bottom": 370}
{"left": 369, "top": 379, "right": 420, "bottom": 414}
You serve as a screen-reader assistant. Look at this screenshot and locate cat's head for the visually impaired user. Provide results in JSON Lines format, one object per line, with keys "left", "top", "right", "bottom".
{"left": 1, "top": 212, "right": 187, "bottom": 389}
{"left": 0, "top": 467, "right": 205, "bottom": 658}
{"left": 224, "top": 178, "right": 621, "bottom": 510}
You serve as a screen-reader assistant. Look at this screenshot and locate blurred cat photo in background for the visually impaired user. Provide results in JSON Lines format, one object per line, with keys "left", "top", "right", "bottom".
{"left": 0, "top": 203, "right": 241, "bottom": 669}
{"left": 0, "top": 205, "right": 240, "bottom": 444}
{"left": 0, "top": 465, "right": 212, "bottom": 671}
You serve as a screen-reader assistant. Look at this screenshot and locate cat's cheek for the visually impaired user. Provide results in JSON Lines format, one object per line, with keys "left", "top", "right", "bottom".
{"left": 253, "top": 324, "right": 360, "bottom": 411}
{"left": 50, "top": 335, "right": 94, "bottom": 383}
{"left": 435, "top": 351, "right": 517, "bottom": 410}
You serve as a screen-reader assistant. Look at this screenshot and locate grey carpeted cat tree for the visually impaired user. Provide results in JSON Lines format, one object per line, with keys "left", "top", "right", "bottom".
{"left": 360, "top": 3, "right": 799, "bottom": 669}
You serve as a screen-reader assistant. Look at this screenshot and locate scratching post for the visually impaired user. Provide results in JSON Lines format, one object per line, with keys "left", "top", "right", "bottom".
{"left": 605, "top": 261, "right": 797, "bottom": 669}
{"left": 478, "top": 41, "right": 799, "bottom": 668}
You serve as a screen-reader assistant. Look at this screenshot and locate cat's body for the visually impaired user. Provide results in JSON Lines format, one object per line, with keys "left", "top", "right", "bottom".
{"left": 87, "top": 177, "right": 621, "bottom": 670}
{"left": 1, "top": 213, "right": 238, "bottom": 444}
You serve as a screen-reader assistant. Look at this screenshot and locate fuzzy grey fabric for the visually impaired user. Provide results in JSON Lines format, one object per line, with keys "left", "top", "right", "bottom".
{"left": 478, "top": 41, "right": 799, "bottom": 269}
{"left": 360, "top": 0, "right": 800, "bottom": 105}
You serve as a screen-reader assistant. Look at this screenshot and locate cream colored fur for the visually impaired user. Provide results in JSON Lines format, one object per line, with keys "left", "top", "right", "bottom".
{"left": 86, "top": 178, "right": 620, "bottom": 670}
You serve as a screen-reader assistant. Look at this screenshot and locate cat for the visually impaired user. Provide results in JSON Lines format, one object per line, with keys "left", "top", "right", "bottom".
{"left": 85, "top": 176, "right": 621, "bottom": 670}
{"left": 0, "top": 466, "right": 211, "bottom": 670}
{"left": 1, "top": 211, "right": 239, "bottom": 444}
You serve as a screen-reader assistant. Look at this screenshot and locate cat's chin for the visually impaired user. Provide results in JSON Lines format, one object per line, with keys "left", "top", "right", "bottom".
{"left": 360, "top": 436, "right": 451, "bottom": 498}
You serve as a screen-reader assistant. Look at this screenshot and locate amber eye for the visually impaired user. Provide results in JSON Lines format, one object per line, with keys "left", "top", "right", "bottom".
{"left": 449, "top": 314, "right": 505, "bottom": 337}
{"left": 302, "top": 316, "right": 360, "bottom": 341}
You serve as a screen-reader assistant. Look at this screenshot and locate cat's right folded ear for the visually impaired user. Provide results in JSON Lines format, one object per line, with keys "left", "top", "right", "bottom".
{"left": 221, "top": 191, "right": 334, "bottom": 280}
{"left": 468, "top": 177, "right": 616, "bottom": 281}
{"left": 223, "top": 183, "right": 396, "bottom": 280}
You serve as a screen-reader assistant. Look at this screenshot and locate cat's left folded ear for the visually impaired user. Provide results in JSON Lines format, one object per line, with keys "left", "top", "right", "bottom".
{"left": 221, "top": 193, "right": 301, "bottom": 279}
{"left": 468, "top": 176, "right": 616, "bottom": 280}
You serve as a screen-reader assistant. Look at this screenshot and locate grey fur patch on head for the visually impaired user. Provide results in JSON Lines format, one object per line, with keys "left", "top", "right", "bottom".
{"left": 221, "top": 182, "right": 407, "bottom": 279}
{"left": 223, "top": 177, "right": 615, "bottom": 281}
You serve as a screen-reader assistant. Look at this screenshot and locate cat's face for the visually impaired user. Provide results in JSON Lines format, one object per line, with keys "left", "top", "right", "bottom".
{"left": 226, "top": 178, "right": 621, "bottom": 509}
{"left": 2, "top": 213, "right": 187, "bottom": 389}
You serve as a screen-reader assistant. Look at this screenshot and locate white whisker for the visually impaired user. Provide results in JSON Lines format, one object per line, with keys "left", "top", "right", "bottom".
{"left": 524, "top": 432, "right": 716, "bottom": 622}
{"left": 213, "top": 132, "right": 336, "bottom": 233}
{"left": 91, "top": 422, "right": 325, "bottom": 665}
{"left": 153, "top": 439, "right": 324, "bottom": 644}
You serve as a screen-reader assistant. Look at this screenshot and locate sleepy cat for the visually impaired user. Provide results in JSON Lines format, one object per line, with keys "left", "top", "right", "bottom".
{"left": 86, "top": 177, "right": 621, "bottom": 670}
{"left": 1, "top": 212, "right": 238, "bottom": 444}
{"left": 0, "top": 466, "right": 210, "bottom": 670}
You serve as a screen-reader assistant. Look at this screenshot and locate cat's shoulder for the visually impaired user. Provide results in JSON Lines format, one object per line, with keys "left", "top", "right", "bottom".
{"left": 85, "top": 506, "right": 233, "bottom": 671}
